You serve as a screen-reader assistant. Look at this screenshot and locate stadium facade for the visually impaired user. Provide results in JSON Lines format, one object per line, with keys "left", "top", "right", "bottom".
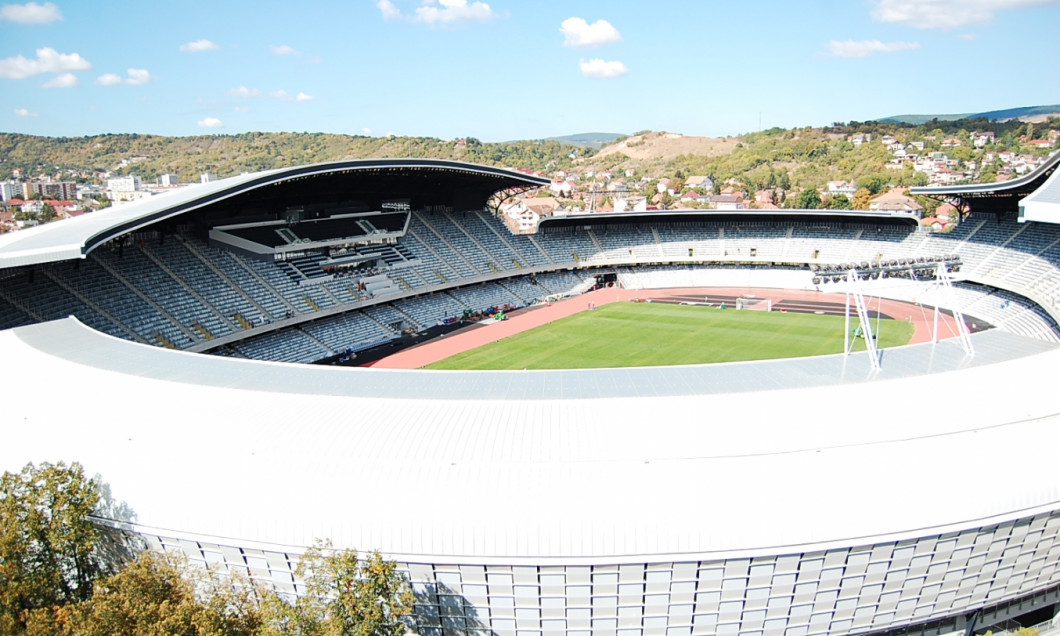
{"left": 2, "top": 158, "right": 1060, "bottom": 636}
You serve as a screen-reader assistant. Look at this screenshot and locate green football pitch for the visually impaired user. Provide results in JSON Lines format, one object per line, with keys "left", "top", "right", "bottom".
{"left": 424, "top": 301, "right": 915, "bottom": 370}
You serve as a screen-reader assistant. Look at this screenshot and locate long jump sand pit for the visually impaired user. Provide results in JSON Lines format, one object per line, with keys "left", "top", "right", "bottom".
{"left": 367, "top": 287, "right": 965, "bottom": 370}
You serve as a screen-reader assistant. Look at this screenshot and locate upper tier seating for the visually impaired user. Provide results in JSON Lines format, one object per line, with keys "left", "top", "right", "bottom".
{"left": 3, "top": 208, "right": 1060, "bottom": 361}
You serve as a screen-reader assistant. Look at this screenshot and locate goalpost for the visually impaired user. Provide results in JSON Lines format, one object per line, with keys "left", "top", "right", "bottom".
{"left": 735, "top": 297, "right": 772, "bottom": 312}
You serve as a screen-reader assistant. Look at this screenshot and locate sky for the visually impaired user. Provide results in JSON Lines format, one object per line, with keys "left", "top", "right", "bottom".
{"left": 2, "top": 0, "right": 1059, "bottom": 142}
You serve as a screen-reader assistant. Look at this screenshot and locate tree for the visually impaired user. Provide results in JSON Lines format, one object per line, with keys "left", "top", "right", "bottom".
{"left": 855, "top": 173, "right": 888, "bottom": 195}
{"left": 828, "top": 194, "right": 852, "bottom": 210}
{"left": 796, "top": 188, "right": 822, "bottom": 209}
{"left": 39, "top": 203, "right": 56, "bottom": 223}
{"left": 950, "top": 146, "right": 974, "bottom": 163}
{"left": 0, "top": 462, "right": 118, "bottom": 633}
{"left": 21, "top": 552, "right": 264, "bottom": 636}
{"left": 852, "top": 187, "right": 872, "bottom": 210}
{"left": 260, "top": 540, "right": 414, "bottom": 636}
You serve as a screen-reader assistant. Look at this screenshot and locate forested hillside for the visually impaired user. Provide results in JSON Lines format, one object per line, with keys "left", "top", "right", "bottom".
{"left": 652, "top": 116, "right": 1060, "bottom": 193}
{"left": 0, "top": 132, "right": 591, "bottom": 184}
{"left": 1, "top": 113, "right": 1057, "bottom": 195}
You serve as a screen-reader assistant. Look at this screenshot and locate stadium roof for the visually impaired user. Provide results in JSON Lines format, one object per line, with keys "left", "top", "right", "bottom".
{"left": 540, "top": 208, "right": 918, "bottom": 231}
{"left": 3, "top": 316, "right": 1058, "bottom": 564}
{"left": 0, "top": 159, "right": 548, "bottom": 269}
{"left": 910, "top": 150, "right": 1060, "bottom": 218}
{"left": 1019, "top": 159, "right": 1060, "bottom": 223}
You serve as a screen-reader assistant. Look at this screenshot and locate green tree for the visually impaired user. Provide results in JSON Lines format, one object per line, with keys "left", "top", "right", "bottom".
{"left": 21, "top": 552, "right": 264, "bottom": 636}
{"left": 855, "top": 173, "right": 888, "bottom": 195}
{"left": 796, "top": 188, "right": 822, "bottom": 209}
{"left": 39, "top": 203, "right": 56, "bottom": 222}
{"left": 260, "top": 540, "right": 414, "bottom": 636}
{"left": 828, "top": 194, "right": 852, "bottom": 210}
{"left": 0, "top": 462, "right": 121, "bottom": 633}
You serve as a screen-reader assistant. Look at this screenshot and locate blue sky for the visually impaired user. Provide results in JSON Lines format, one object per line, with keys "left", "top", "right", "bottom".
{"left": 2, "top": 0, "right": 1059, "bottom": 142}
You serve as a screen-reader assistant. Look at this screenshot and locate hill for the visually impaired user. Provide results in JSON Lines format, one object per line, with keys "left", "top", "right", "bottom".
{"left": 588, "top": 131, "right": 741, "bottom": 172}
{"left": 0, "top": 132, "right": 593, "bottom": 184}
{"left": 879, "top": 104, "right": 1060, "bottom": 125}
{"left": 544, "top": 132, "right": 625, "bottom": 150}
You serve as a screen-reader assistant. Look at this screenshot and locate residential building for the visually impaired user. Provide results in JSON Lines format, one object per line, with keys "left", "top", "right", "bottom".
{"left": 684, "top": 175, "right": 714, "bottom": 191}
{"left": 23, "top": 181, "right": 77, "bottom": 201}
{"left": 0, "top": 181, "right": 20, "bottom": 202}
{"left": 972, "top": 131, "right": 995, "bottom": 148}
{"left": 826, "top": 181, "right": 857, "bottom": 199}
{"left": 107, "top": 175, "right": 142, "bottom": 193}
{"left": 869, "top": 188, "right": 923, "bottom": 215}
{"left": 710, "top": 194, "right": 744, "bottom": 210}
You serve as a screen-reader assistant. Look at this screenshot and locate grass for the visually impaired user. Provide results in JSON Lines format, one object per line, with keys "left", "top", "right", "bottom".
{"left": 424, "top": 302, "right": 915, "bottom": 370}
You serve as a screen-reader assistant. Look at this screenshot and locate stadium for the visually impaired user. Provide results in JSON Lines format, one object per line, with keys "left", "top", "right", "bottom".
{"left": 2, "top": 156, "right": 1060, "bottom": 636}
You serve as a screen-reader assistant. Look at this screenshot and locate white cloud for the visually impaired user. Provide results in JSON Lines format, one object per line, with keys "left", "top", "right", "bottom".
{"left": 96, "top": 68, "right": 154, "bottom": 85}
{"left": 579, "top": 58, "right": 628, "bottom": 79}
{"left": 958, "top": 32, "right": 979, "bottom": 39}
{"left": 362, "top": 127, "right": 373, "bottom": 135}
{"left": 125, "top": 68, "right": 153, "bottom": 85}
{"left": 268, "top": 89, "right": 314, "bottom": 102}
{"left": 377, "top": 0, "right": 497, "bottom": 25}
{"left": 14, "top": 107, "right": 39, "bottom": 117}
{"left": 267, "top": 43, "right": 320, "bottom": 62}
{"left": 376, "top": 0, "right": 401, "bottom": 20}
{"left": 42, "top": 72, "right": 76, "bottom": 87}
{"left": 233, "top": 106, "right": 250, "bottom": 113}
{"left": 179, "top": 39, "right": 219, "bottom": 52}
{"left": 871, "top": 0, "right": 1058, "bottom": 29}
{"left": 825, "top": 39, "right": 921, "bottom": 57}
{"left": 269, "top": 44, "right": 299, "bottom": 55}
{"left": 198, "top": 117, "right": 223, "bottom": 128}
{"left": 560, "top": 17, "right": 622, "bottom": 48}
{"left": 415, "top": 0, "right": 496, "bottom": 24}
{"left": 0, "top": 2, "right": 61, "bottom": 24}
{"left": 227, "top": 86, "right": 262, "bottom": 98}
{"left": 0, "top": 47, "right": 90, "bottom": 79}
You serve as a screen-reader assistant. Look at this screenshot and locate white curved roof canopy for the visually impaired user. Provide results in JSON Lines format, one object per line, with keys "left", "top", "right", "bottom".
{"left": 911, "top": 150, "right": 1060, "bottom": 198}
{"left": 2, "top": 317, "right": 1058, "bottom": 564}
{"left": 1020, "top": 160, "right": 1060, "bottom": 223}
{"left": 0, "top": 159, "right": 549, "bottom": 269}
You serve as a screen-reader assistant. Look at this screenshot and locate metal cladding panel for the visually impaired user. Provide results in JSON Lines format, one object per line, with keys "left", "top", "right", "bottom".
{"left": 136, "top": 512, "right": 1060, "bottom": 636}
{"left": 1, "top": 318, "right": 1059, "bottom": 563}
